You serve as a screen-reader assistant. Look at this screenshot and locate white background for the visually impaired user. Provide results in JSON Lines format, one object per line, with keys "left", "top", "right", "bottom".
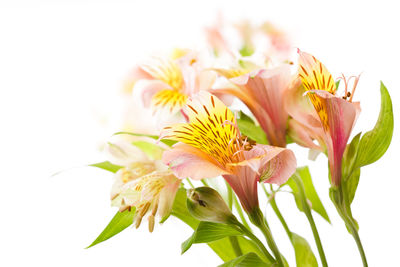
{"left": 1, "top": 0, "right": 399, "bottom": 266}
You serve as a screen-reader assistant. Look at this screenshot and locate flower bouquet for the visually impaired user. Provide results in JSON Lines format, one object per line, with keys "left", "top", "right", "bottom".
{"left": 84, "top": 19, "right": 393, "bottom": 267}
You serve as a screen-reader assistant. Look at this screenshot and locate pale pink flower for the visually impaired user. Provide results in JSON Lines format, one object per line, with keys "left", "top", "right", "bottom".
{"left": 161, "top": 91, "right": 296, "bottom": 212}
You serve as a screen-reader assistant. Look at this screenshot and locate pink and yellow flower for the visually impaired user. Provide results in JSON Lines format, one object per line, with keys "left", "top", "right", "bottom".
{"left": 132, "top": 50, "right": 216, "bottom": 115}
{"left": 161, "top": 91, "right": 296, "bottom": 212}
{"left": 106, "top": 137, "right": 180, "bottom": 232}
{"left": 288, "top": 50, "right": 361, "bottom": 186}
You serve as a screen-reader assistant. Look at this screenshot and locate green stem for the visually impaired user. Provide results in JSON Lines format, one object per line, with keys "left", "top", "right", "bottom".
{"left": 333, "top": 186, "right": 368, "bottom": 267}
{"left": 229, "top": 236, "right": 243, "bottom": 257}
{"left": 347, "top": 217, "right": 368, "bottom": 267}
{"left": 186, "top": 178, "right": 194, "bottom": 188}
{"left": 249, "top": 208, "right": 284, "bottom": 267}
{"left": 234, "top": 221, "right": 276, "bottom": 263}
{"left": 293, "top": 175, "right": 328, "bottom": 267}
{"left": 261, "top": 184, "right": 292, "bottom": 239}
{"left": 200, "top": 179, "right": 209, "bottom": 187}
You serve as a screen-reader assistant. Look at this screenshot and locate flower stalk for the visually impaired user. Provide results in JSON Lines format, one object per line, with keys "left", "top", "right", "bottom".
{"left": 293, "top": 174, "right": 328, "bottom": 267}
{"left": 248, "top": 207, "right": 284, "bottom": 267}
{"left": 330, "top": 185, "right": 368, "bottom": 267}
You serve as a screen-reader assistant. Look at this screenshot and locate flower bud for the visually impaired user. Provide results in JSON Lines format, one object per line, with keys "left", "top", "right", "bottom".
{"left": 186, "top": 187, "right": 236, "bottom": 224}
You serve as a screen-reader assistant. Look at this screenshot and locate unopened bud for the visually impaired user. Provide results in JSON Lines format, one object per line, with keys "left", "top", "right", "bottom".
{"left": 187, "top": 187, "right": 236, "bottom": 224}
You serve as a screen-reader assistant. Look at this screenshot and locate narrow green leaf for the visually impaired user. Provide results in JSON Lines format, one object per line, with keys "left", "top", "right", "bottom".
{"left": 113, "top": 131, "right": 177, "bottom": 147}
{"left": 345, "top": 168, "right": 360, "bottom": 204}
{"left": 89, "top": 161, "right": 122, "bottom": 173}
{"left": 290, "top": 232, "right": 318, "bottom": 267}
{"left": 181, "top": 222, "right": 243, "bottom": 254}
{"left": 355, "top": 82, "right": 393, "bottom": 168}
{"left": 286, "top": 167, "right": 330, "bottom": 223}
{"left": 86, "top": 208, "right": 135, "bottom": 248}
{"left": 132, "top": 140, "right": 164, "bottom": 160}
{"left": 218, "top": 252, "right": 270, "bottom": 267}
{"left": 342, "top": 133, "right": 361, "bottom": 180}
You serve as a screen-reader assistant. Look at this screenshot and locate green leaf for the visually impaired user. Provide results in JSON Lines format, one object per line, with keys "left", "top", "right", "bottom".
{"left": 345, "top": 168, "right": 360, "bottom": 204}
{"left": 113, "top": 131, "right": 177, "bottom": 147}
{"left": 237, "top": 119, "right": 268, "bottom": 145}
{"left": 286, "top": 167, "right": 330, "bottom": 223}
{"left": 354, "top": 82, "right": 393, "bottom": 168}
{"left": 181, "top": 222, "right": 243, "bottom": 254}
{"left": 218, "top": 252, "right": 270, "bottom": 267}
{"left": 89, "top": 161, "right": 122, "bottom": 173}
{"left": 132, "top": 140, "right": 164, "bottom": 160}
{"left": 171, "top": 188, "right": 270, "bottom": 263}
{"left": 290, "top": 232, "right": 318, "bottom": 267}
{"left": 86, "top": 208, "right": 135, "bottom": 248}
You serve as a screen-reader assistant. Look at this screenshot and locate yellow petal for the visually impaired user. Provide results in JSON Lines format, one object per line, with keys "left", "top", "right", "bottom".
{"left": 298, "top": 50, "right": 335, "bottom": 131}
{"left": 162, "top": 92, "right": 240, "bottom": 165}
{"left": 142, "top": 59, "right": 183, "bottom": 90}
{"left": 151, "top": 89, "right": 188, "bottom": 114}
{"left": 298, "top": 50, "right": 336, "bottom": 94}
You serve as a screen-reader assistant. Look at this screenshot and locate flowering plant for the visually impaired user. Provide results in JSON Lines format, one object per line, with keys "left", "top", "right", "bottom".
{"left": 84, "top": 19, "right": 393, "bottom": 267}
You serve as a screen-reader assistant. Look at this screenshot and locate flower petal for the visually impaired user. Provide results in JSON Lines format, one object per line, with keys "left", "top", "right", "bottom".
{"left": 230, "top": 144, "right": 297, "bottom": 185}
{"left": 298, "top": 49, "right": 336, "bottom": 93}
{"left": 162, "top": 143, "right": 229, "bottom": 180}
{"left": 161, "top": 91, "right": 240, "bottom": 166}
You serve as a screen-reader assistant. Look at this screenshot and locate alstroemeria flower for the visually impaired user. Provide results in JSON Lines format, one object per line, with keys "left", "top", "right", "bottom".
{"left": 292, "top": 50, "right": 361, "bottom": 186}
{"left": 161, "top": 91, "right": 296, "bottom": 212}
{"left": 133, "top": 50, "right": 216, "bottom": 115}
{"left": 214, "top": 65, "right": 294, "bottom": 147}
{"left": 106, "top": 138, "right": 180, "bottom": 232}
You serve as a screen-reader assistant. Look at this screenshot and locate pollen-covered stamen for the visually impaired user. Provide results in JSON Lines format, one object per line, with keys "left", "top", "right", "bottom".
{"left": 336, "top": 74, "right": 360, "bottom": 102}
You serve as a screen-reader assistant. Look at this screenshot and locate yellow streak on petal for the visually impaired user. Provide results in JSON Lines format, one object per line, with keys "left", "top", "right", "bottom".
{"left": 162, "top": 92, "right": 240, "bottom": 166}
{"left": 142, "top": 59, "right": 183, "bottom": 90}
{"left": 151, "top": 89, "right": 188, "bottom": 114}
{"left": 298, "top": 51, "right": 334, "bottom": 131}
{"left": 298, "top": 51, "right": 336, "bottom": 94}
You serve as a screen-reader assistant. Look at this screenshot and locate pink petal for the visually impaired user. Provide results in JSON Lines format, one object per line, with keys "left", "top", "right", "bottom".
{"left": 241, "top": 144, "right": 297, "bottom": 185}
{"left": 230, "top": 66, "right": 291, "bottom": 147}
{"left": 284, "top": 78, "right": 326, "bottom": 148}
{"left": 134, "top": 80, "right": 171, "bottom": 107}
{"left": 287, "top": 119, "right": 322, "bottom": 151}
{"left": 311, "top": 90, "right": 361, "bottom": 185}
{"left": 162, "top": 143, "right": 229, "bottom": 180}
